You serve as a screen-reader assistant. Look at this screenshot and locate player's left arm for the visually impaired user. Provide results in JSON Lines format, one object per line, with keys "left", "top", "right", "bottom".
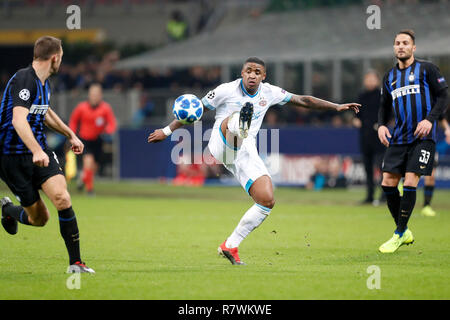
{"left": 288, "top": 95, "right": 360, "bottom": 113}
{"left": 415, "top": 64, "right": 448, "bottom": 139}
{"left": 44, "top": 107, "right": 84, "bottom": 154}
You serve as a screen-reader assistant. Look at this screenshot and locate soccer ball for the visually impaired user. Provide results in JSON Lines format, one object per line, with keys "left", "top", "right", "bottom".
{"left": 172, "top": 94, "right": 203, "bottom": 124}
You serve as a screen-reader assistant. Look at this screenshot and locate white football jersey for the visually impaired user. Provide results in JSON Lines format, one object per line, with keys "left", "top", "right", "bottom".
{"left": 201, "top": 79, "right": 292, "bottom": 139}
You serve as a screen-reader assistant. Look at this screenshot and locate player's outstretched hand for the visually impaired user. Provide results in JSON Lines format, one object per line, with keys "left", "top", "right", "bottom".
{"left": 414, "top": 119, "right": 432, "bottom": 139}
{"left": 69, "top": 135, "right": 84, "bottom": 155}
{"left": 378, "top": 125, "right": 392, "bottom": 147}
{"left": 148, "top": 129, "right": 167, "bottom": 143}
{"left": 33, "top": 149, "right": 50, "bottom": 167}
{"left": 337, "top": 103, "right": 361, "bottom": 114}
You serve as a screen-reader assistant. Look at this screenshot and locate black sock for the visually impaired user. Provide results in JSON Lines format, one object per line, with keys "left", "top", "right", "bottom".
{"left": 58, "top": 207, "right": 81, "bottom": 265}
{"left": 424, "top": 185, "right": 434, "bottom": 206}
{"left": 396, "top": 186, "right": 416, "bottom": 235}
{"left": 382, "top": 186, "right": 401, "bottom": 226}
{"left": 3, "top": 204, "right": 31, "bottom": 225}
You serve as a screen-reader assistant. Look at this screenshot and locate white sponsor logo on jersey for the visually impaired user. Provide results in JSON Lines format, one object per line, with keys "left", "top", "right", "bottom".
{"left": 29, "top": 104, "right": 49, "bottom": 115}
{"left": 391, "top": 84, "right": 420, "bottom": 100}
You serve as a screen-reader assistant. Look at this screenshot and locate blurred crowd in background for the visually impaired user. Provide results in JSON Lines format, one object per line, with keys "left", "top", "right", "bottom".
{"left": 0, "top": 50, "right": 357, "bottom": 128}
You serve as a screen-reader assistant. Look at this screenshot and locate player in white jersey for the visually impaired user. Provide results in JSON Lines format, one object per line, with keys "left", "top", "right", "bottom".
{"left": 148, "top": 57, "right": 360, "bottom": 265}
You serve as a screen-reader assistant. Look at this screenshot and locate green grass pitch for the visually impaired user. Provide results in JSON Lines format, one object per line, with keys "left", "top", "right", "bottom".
{"left": 0, "top": 181, "right": 449, "bottom": 300}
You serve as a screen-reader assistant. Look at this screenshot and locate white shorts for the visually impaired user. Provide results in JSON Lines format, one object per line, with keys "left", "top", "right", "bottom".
{"left": 208, "top": 124, "right": 270, "bottom": 194}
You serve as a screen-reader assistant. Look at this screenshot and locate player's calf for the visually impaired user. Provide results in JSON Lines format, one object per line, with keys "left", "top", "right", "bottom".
{"left": 220, "top": 114, "right": 243, "bottom": 151}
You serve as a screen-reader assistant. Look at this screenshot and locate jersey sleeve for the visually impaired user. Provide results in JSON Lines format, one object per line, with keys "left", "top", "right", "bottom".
{"left": 11, "top": 71, "right": 37, "bottom": 110}
{"left": 425, "top": 63, "right": 448, "bottom": 95}
{"left": 201, "top": 83, "right": 230, "bottom": 111}
{"left": 266, "top": 83, "right": 292, "bottom": 106}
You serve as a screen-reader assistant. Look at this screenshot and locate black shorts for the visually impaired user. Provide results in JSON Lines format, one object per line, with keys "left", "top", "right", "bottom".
{"left": 382, "top": 139, "right": 436, "bottom": 177}
{"left": 81, "top": 138, "right": 102, "bottom": 160}
{"left": 0, "top": 149, "right": 64, "bottom": 207}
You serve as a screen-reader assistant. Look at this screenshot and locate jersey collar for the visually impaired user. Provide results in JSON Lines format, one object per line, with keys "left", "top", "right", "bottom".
{"left": 396, "top": 59, "right": 417, "bottom": 71}
{"left": 240, "top": 79, "right": 260, "bottom": 98}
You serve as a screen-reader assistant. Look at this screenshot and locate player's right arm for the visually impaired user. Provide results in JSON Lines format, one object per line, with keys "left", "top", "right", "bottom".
{"left": 377, "top": 74, "right": 393, "bottom": 147}
{"left": 10, "top": 73, "right": 49, "bottom": 167}
{"left": 147, "top": 119, "right": 185, "bottom": 143}
{"left": 12, "top": 107, "right": 49, "bottom": 167}
{"left": 148, "top": 85, "right": 226, "bottom": 143}
{"left": 147, "top": 106, "right": 212, "bottom": 143}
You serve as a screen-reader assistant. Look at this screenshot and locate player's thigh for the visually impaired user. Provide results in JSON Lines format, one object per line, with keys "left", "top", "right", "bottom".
{"left": 41, "top": 174, "right": 72, "bottom": 210}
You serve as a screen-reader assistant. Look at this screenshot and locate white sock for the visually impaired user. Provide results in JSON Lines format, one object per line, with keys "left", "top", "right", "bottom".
{"left": 227, "top": 112, "right": 240, "bottom": 135}
{"left": 225, "top": 203, "right": 271, "bottom": 248}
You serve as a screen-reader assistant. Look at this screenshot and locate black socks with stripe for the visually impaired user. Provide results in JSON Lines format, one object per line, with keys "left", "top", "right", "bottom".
{"left": 424, "top": 185, "right": 434, "bottom": 206}
{"left": 4, "top": 204, "right": 31, "bottom": 225}
{"left": 58, "top": 207, "right": 81, "bottom": 265}
{"left": 382, "top": 186, "right": 401, "bottom": 226}
{"left": 383, "top": 185, "right": 417, "bottom": 236}
{"left": 396, "top": 186, "right": 417, "bottom": 235}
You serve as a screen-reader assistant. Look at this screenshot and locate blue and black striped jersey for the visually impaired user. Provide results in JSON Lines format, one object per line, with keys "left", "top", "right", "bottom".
{"left": 379, "top": 59, "right": 448, "bottom": 145}
{"left": 0, "top": 66, "right": 50, "bottom": 154}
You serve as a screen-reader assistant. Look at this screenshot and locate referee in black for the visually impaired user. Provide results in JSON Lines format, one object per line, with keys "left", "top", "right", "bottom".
{"left": 378, "top": 29, "right": 448, "bottom": 253}
{"left": 0, "top": 36, "right": 94, "bottom": 273}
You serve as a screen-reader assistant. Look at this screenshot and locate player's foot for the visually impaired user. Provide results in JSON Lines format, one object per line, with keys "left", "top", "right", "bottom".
{"left": 401, "top": 229, "right": 414, "bottom": 246}
{"left": 239, "top": 102, "right": 253, "bottom": 139}
{"left": 66, "top": 261, "right": 95, "bottom": 273}
{"left": 421, "top": 205, "right": 436, "bottom": 217}
{"left": 218, "top": 241, "right": 245, "bottom": 265}
{"left": 378, "top": 229, "right": 414, "bottom": 253}
{"left": 1, "top": 197, "right": 17, "bottom": 235}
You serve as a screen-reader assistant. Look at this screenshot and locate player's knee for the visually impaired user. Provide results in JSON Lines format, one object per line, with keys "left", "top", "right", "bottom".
{"left": 31, "top": 212, "right": 50, "bottom": 227}
{"left": 258, "top": 197, "right": 275, "bottom": 210}
{"left": 382, "top": 175, "right": 399, "bottom": 187}
{"left": 53, "top": 191, "right": 72, "bottom": 210}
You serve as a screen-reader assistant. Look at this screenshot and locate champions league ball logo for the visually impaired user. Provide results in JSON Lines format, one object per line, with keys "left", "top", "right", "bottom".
{"left": 19, "top": 89, "right": 30, "bottom": 101}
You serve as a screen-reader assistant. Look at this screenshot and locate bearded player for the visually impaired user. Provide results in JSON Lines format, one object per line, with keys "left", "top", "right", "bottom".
{"left": 0, "top": 36, "right": 94, "bottom": 273}
{"left": 378, "top": 30, "right": 448, "bottom": 253}
{"left": 148, "top": 57, "right": 360, "bottom": 265}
